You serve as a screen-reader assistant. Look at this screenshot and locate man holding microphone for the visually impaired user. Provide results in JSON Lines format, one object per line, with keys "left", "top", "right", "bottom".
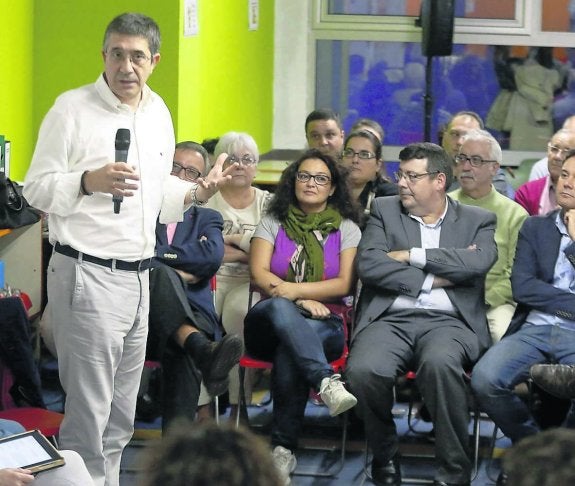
{"left": 23, "top": 12, "right": 234, "bottom": 486}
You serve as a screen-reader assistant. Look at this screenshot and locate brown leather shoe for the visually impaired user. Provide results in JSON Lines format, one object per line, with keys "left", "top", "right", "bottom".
{"left": 530, "top": 364, "right": 575, "bottom": 400}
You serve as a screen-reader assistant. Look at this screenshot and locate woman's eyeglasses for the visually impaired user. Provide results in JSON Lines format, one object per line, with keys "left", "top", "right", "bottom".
{"left": 296, "top": 171, "right": 331, "bottom": 186}
{"left": 225, "top": 154, "right": 257, "bottom": 166}
{"left": 341, "top": 148, "right": 375, "bottom": 160}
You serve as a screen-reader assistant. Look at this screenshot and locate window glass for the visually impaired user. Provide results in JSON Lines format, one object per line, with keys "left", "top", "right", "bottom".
{"left": 542, "top": 0, "right": 575, "bottom": 32}
{"left": 327, "top": 0, "right": 516, "bottom": 20}
{"left": 316, "top": 40, "right": 572, "bottom": 150}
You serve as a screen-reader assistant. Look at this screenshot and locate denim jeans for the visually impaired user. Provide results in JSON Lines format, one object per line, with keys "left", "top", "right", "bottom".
{"left": 244, "top": 297, "right": 344, "bottom": 450}
{"left": 471, "top": 323, "right": 575, "bottom": 442}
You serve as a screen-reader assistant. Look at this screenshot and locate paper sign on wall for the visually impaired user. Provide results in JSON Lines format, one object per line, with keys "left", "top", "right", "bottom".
{"left": 249, "top": 0, "right": 259, "bottom": 31}
{"left": 184, "top": 0, "right": 199, "bottom": 37}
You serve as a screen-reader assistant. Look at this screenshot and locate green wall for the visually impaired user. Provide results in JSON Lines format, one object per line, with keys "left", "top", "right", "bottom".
{"left": 1, "top": 0, "right": 274, "bottom": 180}
{"left": 176, "top": 1, "right": 275, "bottom": 148}
{"left": 0, "top": 0, "right": 34, "bottom": 181}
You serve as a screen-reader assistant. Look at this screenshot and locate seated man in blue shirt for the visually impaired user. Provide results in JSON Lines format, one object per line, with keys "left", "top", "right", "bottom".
{"left": 472, "top": 149, "right": 575, "bottom": 486}
{"left": 147, "top": 141, "right": 242, "bottom": 430}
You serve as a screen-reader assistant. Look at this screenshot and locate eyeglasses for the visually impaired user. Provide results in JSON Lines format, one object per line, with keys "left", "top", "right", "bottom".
{"left": 106, "top": 48, "right": 151, "bottom": 67}
{"left": 394, "top": 170, "right": 440, "bottom": 183}
{"left": 296, "top": 171, "right": 331, "bottom": 186}
{"left": 454, "top": 154, "right": 498, "bottom": 167}
{"left": 225, "top": 154, "right": 257, "bottom": 166}
{"left": 548, "top": 144, "right": 574, "bottom": 157}
{"left": 341, "top": 148, "right": 376, "bottom": 160}
{"left": 171, "top": 162, "right": 201, "bottom": 181}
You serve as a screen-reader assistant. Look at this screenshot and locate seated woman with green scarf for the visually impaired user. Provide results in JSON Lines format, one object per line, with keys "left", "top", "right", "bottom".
{"left": 244, "top": 149, "right": 362, "bottom": 482}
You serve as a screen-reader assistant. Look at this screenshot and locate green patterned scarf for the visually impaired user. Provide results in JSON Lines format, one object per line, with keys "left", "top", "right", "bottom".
{"left": 283, "top": 204, "right": 342, "bottom": 282}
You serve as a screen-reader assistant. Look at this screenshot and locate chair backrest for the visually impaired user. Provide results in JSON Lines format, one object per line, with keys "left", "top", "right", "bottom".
{"left": 505, "top": 158, "right": 540, "bottom": 191}
{"left": 0, "top": 361, "right": 15, "bottom": 409}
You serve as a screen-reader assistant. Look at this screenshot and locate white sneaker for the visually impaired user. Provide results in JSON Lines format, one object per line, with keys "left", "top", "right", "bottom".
{"left": 319, "top": 373, "right": 358, "bottom": 417}
{"left": 272, "top": 445, "right": 297, "bottom": 485}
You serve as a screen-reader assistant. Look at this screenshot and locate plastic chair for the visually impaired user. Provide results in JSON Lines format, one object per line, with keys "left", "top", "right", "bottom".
{"left": 238, "top": 295, "right": 353, "bottom": 477}
{"left": 0, "top": 296, "right": 64, "bottom": 446}
{"left": 0, "top": 361, "right": 63, "bottom": 446}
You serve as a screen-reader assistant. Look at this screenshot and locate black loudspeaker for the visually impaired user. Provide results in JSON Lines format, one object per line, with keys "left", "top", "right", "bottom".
{"left": 421, "top": 0, "right": 455, "bottom": 57}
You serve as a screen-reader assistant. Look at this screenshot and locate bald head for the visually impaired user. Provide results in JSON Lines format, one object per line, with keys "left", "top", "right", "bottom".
{"left": 563, "top": 116, "right": 575, "bottom": 132}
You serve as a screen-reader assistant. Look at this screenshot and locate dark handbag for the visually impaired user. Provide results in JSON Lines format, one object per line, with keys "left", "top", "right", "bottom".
{"left": 0, "top": 173, "right": 41, "bottom": 229}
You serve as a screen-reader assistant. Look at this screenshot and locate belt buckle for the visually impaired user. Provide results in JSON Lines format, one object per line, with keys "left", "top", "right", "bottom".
{"left": 139, "top": 258, "right": 151, "bottom": 271}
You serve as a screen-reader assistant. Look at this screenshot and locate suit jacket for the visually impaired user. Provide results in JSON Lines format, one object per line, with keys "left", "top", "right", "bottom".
{"left": 354, "top": 195, "right": 498, "bottom": 351}
{"left": 505, "top": 210, "right": 575, "bottom": 336}
{"left": 154, "top": 206, "right": 224, "bottom": 323}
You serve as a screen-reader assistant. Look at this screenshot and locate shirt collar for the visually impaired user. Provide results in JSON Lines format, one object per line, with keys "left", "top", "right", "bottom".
{"left": 96, "top": 73, "right": 152, "bottom": 112}
{"left": 409, "top": 196, "right": 449, "bottom": 228}
{"left": 555, "top": 210, "right": 569, "bottom": 237}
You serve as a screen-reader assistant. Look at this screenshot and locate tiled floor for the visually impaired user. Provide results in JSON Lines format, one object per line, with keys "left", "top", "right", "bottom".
{"left": 40, "top": 358, "right": 507, "bottom": 485}
{"left": 118, "top": 395, "right": 508, "bottom": 486}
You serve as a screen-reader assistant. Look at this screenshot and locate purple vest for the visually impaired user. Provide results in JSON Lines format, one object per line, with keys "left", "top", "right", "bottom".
{"left": 270, "top": 227, "right": 341, "bottom": 282}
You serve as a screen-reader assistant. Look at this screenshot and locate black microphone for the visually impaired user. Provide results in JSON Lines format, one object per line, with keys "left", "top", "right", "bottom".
{"left": 113, "top": 128, "right": 131, "bottom": 214}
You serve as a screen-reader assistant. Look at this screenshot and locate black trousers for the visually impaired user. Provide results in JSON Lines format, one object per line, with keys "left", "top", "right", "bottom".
{"left": 147, "top": 265, "right": 217, "bottom": 430}
{"left": 0, "top": 297, "right": 45, "bottom": 408}
{"left": 346, "top": 309, "right": 480, "bottom": 485}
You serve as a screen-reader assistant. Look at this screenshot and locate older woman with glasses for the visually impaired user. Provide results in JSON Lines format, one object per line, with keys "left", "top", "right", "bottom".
{"left": 244, "top": 149, "right": 361, "bottom": 484}
{"left": 340, "top": 130, "right": 397, "bottom": 223}
{"left": 200, "top": 132, "right": 273, "bottom": 420}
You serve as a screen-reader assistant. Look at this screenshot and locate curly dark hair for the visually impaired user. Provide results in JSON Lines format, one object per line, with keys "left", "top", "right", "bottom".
{"left": 138, "top": 421, "right": 283, "bottom": 486}
{"left": 266, "top": 149, "right": 361, "bottom": 224}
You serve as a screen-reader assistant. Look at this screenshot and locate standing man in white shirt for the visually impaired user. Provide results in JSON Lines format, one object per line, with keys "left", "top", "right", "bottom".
{"left": 23, "top": 12, "right": 233, "bottom": 486}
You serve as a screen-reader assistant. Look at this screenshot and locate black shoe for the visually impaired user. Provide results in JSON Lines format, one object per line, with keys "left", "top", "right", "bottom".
{"left": 530, "top": 364, "right": 575, "bottom": 400}
{"left": 433, "top": 481, "right": 470, "bottom": 486}
{"left": 198, "top": 334, "right": 243, "bottom": 397}
{"left": 496, "top": 471, "right": 508, "bottom": 486}
{"left": 10, "top": 383, "right": 46, "bottom": 408}
{"left": 135, "top": 393, "right": 161, "bottom": 422}
{"left": 371, "top": 455, "right": 401, "bottom": 486}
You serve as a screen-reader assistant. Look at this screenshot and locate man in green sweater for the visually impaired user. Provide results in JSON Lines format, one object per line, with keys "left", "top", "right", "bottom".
{"left": 450, "top": 129, "right": 528, "bottom": 342}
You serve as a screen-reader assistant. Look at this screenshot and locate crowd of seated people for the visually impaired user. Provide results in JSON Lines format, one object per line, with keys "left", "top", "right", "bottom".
{"left": 17, "top": 104, "right": 575, "bottom": 486}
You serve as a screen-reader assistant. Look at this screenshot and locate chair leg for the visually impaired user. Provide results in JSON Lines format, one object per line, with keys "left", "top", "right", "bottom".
{"left": 486, "top": 425, "right": 503, "bottom": 483}
{"left": 237, "top": 366, "right": 246, "bottom": 429}
{"left": 292, "top": 410, "right": 348, "bottom": 477}
{"left": 471, "top": 407, "right": 481, "bottom": 481}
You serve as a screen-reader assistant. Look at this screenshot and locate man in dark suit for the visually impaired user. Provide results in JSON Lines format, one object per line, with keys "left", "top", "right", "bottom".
{"left": 346, "top": 142, "right": 497, "bottom": 486}
{"left": 148, "top": 141, "right": 242, "bottom": 429}
{"left": 471, "top": 150, "right": 575, "bottom": 485}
